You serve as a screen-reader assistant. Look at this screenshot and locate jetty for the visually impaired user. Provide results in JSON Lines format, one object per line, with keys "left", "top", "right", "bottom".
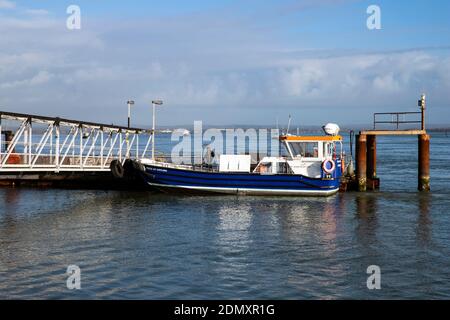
{"left": 0, "top": 111, "right": 153, "bottom": 188}
{"left": 348, "top": 94, "right": 430, "bottom": 192}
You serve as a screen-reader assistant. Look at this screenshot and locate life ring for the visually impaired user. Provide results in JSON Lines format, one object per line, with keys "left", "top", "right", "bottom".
{"left": 110, "top": 159, "right": 124, "bottom": 178}
{"left": 322, "top": 159, "right": 336, "bottom": 174}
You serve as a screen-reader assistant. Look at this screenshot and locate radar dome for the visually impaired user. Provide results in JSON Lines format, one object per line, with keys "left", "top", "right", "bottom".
{"left": 322, "top": 123, "right": 340, "bottom": 136}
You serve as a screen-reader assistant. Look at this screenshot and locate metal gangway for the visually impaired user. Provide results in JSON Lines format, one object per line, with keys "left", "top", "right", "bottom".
{"left": 0, "top": 111, "right": 153, "bottom": 172}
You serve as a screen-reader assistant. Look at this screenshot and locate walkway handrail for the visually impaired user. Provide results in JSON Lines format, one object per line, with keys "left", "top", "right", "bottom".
{"left": 0, "top": 110, "right": 151, "bottom": 133}
{"left": 373, "top": 95, "right": 426, "bottom": 131}
{"left": 0, "top": 110, "right": 154, "bottom": 172}
{"left": 373, "top": 111, "right": 422, "bottom": 130}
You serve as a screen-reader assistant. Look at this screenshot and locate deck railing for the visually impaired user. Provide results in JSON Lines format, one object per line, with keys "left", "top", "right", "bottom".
{"left": 0, "top": 111, "right": 153, "bottom": 172}
{"left": 373, "top": 111, "right": 423, "bottom": 130}
{"left": 373, "top": 95, "right": 426, "bottom": 131}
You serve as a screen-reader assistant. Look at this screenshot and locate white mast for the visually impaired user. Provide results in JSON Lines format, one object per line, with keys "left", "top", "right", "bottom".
{"left": 151, "top": 100, "right": 163, "bottom": 160}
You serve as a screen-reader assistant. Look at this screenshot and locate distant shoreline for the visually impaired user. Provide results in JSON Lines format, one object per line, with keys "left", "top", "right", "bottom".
{"left": 154, "top": 125, "right": 450, "bottom": 132}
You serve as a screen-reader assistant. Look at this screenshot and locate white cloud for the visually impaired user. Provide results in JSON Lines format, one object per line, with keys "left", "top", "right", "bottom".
{"left": 25, "top": 9, "right": 49, "bottom": 16}
{"left": 278, "top": 62, "right": 326, "bottom": 97}
{"left": 0, "top": 0, "right": 15, "bottom": 9}
{"left": 0, "top": 17, "right": 57, "bottom": 29}
{"left": 373, "top": 73, "right": 400, "bottom": 92}
{"left": 0, "top": 70, "right": 52, "bottom": 89}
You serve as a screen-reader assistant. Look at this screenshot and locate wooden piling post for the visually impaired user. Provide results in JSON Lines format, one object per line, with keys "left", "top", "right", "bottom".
{"left": 367, "top": 135, "right": 377, "bottom": 179}
{"left": 418, "top": 134, "right": 430, "bottom": 191}
{"left": 356, "top": 134, "right": 367, "bottom": 192}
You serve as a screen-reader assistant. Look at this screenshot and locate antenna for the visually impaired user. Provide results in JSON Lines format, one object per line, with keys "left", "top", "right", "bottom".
{"left": 286, "top": 115, "right": 292, "bottom": 135}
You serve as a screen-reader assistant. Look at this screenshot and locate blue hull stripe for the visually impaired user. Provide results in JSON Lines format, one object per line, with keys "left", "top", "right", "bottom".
{"left": 144, "top": 165, "right": 340, "bottom": 191}
{"left": 147, "top": 166, "right": 326, "bottom": 181}
{"left": 154, "top": 177, "right": 330, "bottom": 190}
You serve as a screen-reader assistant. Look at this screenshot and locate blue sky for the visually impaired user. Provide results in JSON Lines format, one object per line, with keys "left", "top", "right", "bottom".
{"left": 1, "top": 0, "right": 450, "bottom": 126}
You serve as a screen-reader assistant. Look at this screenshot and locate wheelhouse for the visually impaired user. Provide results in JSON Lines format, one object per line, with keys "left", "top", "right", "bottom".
{"left": 253, "top": 135, "right": 343, "bottom": 178}
{"left": 280, "top": 135, "right": 343, "bottom": 159}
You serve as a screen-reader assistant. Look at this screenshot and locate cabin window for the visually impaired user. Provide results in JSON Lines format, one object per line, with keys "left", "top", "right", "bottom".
{"left": 289, "top": 142, "right": 319, "bottom": 158}
{"left": 255, "top": 161, "right": 291, "bottom": 174}
{"left": 324, "top": 143, "right": 336, "bottom": 158}
{"left": 258, "top": 162, "right": 273, "bottom": 173}
{"left": 277, "top": 162, "right": 291, "bottom": 174}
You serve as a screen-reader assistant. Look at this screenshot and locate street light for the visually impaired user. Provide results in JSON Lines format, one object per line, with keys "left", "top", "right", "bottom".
{"left": 127, "top": 100, "right": 135, "bottom": 128}
{"left": 418, "top": 94, "right": 426, "bottom": 131}
{"left": 152, "top": 100, "right": 163, "bottom": 160}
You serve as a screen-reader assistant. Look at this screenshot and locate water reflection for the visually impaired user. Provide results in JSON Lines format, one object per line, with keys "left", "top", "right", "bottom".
{"left": 251, "top": 197, "right": 349, "bottom": 299}
{"left": 214, "top": 202, "right": 253, "bottom": 276}
{"left": 416, "top": 193, "right": 432, "bottom": 247}
{"left": 1, "top": 188, "right": 21, "bottom": 224}
{"left": 216, "top": 202, "right": 252, "bottom": 243}
{"left": 3, "top": 188, "right": 21, "bottom": 206}
{"left": 355, "top": 194, "right": 378, "bottom": 246}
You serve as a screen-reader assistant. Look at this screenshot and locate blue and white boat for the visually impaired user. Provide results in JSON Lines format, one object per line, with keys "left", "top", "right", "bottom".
{"left": 139, "top": 124, "right": 344, "bottom": 196}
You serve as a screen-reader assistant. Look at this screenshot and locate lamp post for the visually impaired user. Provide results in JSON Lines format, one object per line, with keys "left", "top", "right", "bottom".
{"left": 127, "top": 100, "right": 135, "bottom": 128}
{"left": 152, "top": 100, "right": 163, "bottom": 160}
{"left": 419, "top": 94, "right": 426, "bottom": 131}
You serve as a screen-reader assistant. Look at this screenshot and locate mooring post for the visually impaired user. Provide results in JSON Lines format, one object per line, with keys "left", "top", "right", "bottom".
{"left": 418, "top": 134, "right": 430, "bottom": 191}
{"left": 367, "top": 135, "right": 377, "bottom": 180}
{"left": 356, "top": 134, "right": 367, "bottom": 192}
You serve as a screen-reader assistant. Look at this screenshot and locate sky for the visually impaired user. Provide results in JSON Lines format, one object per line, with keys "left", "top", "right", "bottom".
{"left": 0, "top": 0, "right": 449, "bottom": 127}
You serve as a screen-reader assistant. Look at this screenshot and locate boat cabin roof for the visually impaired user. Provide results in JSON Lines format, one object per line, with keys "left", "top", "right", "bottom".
{"left": 279, "top": 135, "right": 342, "bottom": 142}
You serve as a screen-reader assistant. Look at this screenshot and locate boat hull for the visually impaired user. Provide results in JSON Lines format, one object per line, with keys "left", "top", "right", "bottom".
{"left": 142, "top": 164, "right": 340, "bottom": 196}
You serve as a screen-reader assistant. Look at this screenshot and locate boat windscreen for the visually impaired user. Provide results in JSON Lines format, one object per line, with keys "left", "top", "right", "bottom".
{"left": 288, "top": 142, "right": 319, "bottom": 158}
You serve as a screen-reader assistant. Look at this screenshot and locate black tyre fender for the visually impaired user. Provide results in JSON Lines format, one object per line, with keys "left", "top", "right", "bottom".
{"left": 110, "top": 160, "right": 124, "bottom": 178}
{"left": 132, "top": 160, "right": 145, "bottom": 172}
{"left": 123, "top": 159, "right": 135, "bottom": 177}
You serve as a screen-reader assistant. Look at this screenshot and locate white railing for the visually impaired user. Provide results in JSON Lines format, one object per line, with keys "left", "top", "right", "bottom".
{"left": 0, "top": 111, "right": 153, "bottom": 172}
